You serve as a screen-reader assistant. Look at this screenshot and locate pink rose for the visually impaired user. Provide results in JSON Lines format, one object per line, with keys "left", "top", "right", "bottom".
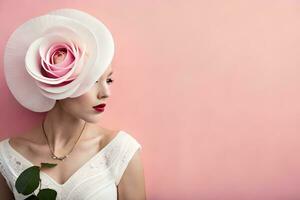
{"left": 4, "top": 9, "right": 114, "bottom": 112}
{"left": 25, "top": 24, "right": 98, "bottom": 100}
{"left": 41, "top": 43, "right": 78, "bottom": 86}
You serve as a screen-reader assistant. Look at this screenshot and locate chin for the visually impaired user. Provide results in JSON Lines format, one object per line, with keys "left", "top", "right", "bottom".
{"left": 84, "top": 115, "right": 102, "bottom": 124}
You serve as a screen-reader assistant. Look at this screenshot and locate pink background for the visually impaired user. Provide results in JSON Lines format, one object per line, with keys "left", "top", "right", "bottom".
{"left": 1, "top": 1, "right": 300, "bottom": 199}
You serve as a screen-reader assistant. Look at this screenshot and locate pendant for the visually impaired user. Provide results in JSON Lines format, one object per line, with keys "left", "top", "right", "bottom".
{"left": 52, "top": 155, "right": 67, "bottom": 161}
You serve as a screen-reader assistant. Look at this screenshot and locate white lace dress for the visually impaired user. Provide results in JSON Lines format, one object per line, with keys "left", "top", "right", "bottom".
{"left": 0, "top": 131, "right": 142, "bottom": 200}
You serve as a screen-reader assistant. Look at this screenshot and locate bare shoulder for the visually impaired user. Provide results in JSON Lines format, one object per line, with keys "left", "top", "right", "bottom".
{"left": 90, "top": 124, "right": 121, "bottom": 146}
{"left": 7, "top": 125, "right": 41, "bottom": 153}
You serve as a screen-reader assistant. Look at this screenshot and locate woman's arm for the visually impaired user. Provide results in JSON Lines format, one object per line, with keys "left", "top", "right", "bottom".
{"left": 0, "top": 173, "right": 14, "bottom": 200}
{"left": 117, "top": 149, "right": 146, "bottom": 200}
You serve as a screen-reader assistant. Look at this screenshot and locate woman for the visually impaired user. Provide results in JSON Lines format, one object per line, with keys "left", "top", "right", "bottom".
{"left": 0, "top": 8, "right": 146, "bottom": 200}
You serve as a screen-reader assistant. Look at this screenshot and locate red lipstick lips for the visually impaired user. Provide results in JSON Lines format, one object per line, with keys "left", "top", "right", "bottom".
{"left": 93, "top": 104, "right": 106, "bottom": 112}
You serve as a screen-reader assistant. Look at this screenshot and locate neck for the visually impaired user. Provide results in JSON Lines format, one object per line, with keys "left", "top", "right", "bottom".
{"left": 42, "top": 101, "right": 87, "bottom": 153}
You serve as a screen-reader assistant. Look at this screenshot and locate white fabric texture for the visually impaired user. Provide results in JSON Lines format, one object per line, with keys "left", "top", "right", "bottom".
{"left": 4, "top": 8, "right": 115, "bottom": 112}
{"left": 0, "top": 131, "right": 142, "bottom": 200}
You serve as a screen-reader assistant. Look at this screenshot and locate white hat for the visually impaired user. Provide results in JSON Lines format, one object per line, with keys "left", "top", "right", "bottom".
{"left": 4, "top": 8, "right": 115, "bottom": 112}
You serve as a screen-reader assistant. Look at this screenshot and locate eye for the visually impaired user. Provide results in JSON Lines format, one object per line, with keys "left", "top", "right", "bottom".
{"left": 95, "top": 78, "right": 114, "bottom": 84}
{"left": 107, "top": 78, "right": 114, "bottom": 84}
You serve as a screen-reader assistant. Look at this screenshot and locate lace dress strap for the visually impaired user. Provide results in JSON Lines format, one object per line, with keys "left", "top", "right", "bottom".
{"left": 109, "top": 132, "right": 142, "bottom": 186}
{"left": 0, "top": 139, "right": 14, "bottom": 191}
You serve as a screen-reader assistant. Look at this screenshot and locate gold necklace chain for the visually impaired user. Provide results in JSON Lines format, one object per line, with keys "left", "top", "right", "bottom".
{"left": 41, "top": 118, "right": 87, "bottom": 161}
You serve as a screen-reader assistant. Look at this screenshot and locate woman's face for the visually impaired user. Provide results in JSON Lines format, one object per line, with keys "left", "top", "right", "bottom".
{"left": 56, "top": 64, "right": 114, "bottom": 123}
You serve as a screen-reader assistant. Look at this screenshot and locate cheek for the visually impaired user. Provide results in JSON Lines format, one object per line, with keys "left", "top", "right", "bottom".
{"left": 77, "top": 91, "right": 95, "bottom": 104}
{"left": 61, "top": 95, "right": 92, "bottom": 111}
{"left": 58, "top": 89, "right": 97, "bottom": 114}
{"left": 73, "top": 91, "right": 97, "bottom": 110}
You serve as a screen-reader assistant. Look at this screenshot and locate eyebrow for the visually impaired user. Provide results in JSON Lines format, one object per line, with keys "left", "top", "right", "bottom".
{"left": 108, "top": 71, "right": 113, "bottom": 76}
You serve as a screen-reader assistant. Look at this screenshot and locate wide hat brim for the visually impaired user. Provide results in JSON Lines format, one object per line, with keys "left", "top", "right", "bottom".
{"left": 4, "top": 8, "right": 115, "bottom": 112}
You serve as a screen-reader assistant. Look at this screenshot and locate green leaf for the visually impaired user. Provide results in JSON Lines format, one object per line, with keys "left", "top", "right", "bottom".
{"left": 15, "top": 166, "right": 40, "bottom": 195}
{"left": 37, "top": 188, "right": 57, "bottom": 200}
{"left": 24, "top": 194, "right": 39, "bottom": 200}
{"left": 41, "top": 163, "right": 57, "bottom": 168}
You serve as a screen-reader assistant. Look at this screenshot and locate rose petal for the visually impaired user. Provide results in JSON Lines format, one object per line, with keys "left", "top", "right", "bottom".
{"left": 49, "top": 9, "right": 115, "bottom": 98}
{"left": 25, "top": 15, "right": 101, "bottom": 99}
{"left": 36, "top": 44, "right": 87, "bottom": 95}
{"left": 39, "top": 34, "right": 77, "bottom": 75}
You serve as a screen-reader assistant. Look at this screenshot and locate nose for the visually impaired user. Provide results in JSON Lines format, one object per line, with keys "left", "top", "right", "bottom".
{"left": 97, "top": 83, "right": 111, "bottom": 100}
